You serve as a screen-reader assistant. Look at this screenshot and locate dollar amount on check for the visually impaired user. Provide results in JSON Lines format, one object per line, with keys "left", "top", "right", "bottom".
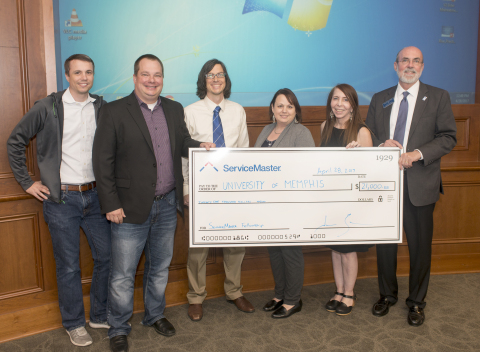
{"left": 189, "top": 148, "right": 403, "bottom": 247}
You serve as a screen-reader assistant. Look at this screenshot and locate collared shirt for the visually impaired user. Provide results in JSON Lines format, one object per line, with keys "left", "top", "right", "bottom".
{"left": 60, "top": 88, "right": 96, "bottom": 184}
{"left": 182, "top": 96, "right": 249, "bottom": 195}
{"left": 135, "top": 93, "right": 175, "bottom": 196}
{"left": 389, "top": 80, "right": 420, "bottom": 152}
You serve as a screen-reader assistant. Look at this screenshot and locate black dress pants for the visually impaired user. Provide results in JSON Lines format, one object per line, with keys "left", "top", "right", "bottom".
{"left": 268, "top": 246, "right": 304, "bottom": 305}
{"left": 376, "top": 173, "right": 436, "bottom": 309}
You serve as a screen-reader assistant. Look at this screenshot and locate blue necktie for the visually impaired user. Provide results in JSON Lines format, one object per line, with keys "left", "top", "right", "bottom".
{"left": 212, "top": 106, "right": 225, "bottom": 148}
{"left": 393, "top": 91, "right": 409, "bottom": 146}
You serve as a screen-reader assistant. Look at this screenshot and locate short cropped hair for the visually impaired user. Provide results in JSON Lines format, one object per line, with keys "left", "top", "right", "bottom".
{"left": 134, "top": 54, "right": 164, "bottom": 76}
{"left": 64, "top": 54, "right": 94, "bottom": 75}
{"left": 196, "top": 59, "right": 232, "bottom": 99}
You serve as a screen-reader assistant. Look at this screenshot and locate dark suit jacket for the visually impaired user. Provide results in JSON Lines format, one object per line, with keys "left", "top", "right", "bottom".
{"left": 93, "top": 92, "right": 201, "bottom": 224}
{"left": 365, "top": 81, "right": 457, "bottom": 207}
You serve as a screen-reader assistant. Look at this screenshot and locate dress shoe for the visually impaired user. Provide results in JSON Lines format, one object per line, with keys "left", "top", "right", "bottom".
{"left": 263, "top": 299, "right": 284, "bottom": 312}
{"left": 188, "top": 304, "right": 203, "bottom": 321}
{"left": 110, "top": 335, "right": 128, "bottom": 352}
{"left": 372, "top": 297, "right": 396, "bottom": 317}
{"left": 227, "top": 296, "right": 255, "bottom": 313}
{"left": 325, "top": 291, "right": 344, "bottom": 312}
{"left": 153, "top": 318, "right": 176, "bottom": 337}
{"left": 335, "top": 293, "right": 356, "bottom": 316}
{"left": 271, "top": 300, "right": 302, "bottom": 319}
{"left": 407, "top": 306, "right": 425, "bottom": 327}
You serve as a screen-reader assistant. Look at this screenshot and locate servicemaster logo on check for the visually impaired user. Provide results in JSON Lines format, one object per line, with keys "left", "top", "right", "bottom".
{"left": 223, "top": 164, "right": 282, "bottom": 172}
{"left": 199, "top": 162, "right": 218, "bottom": 172}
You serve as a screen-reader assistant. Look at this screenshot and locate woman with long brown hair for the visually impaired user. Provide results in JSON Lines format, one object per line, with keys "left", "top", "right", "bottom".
{"left": 320, "top": 84, "right": 373, "bottom": 315}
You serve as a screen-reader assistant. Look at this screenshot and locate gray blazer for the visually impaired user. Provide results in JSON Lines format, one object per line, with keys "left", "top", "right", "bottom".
{"left": 254, "top": 121, "right": 315, "bottom": 148}
{"left": 365, "top": 81, "right": 457, "bottom": 206}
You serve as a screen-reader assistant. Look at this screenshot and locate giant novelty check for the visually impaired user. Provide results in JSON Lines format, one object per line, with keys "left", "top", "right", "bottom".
{"left": 189, "top": 148, "right": 403, "bottom": 248}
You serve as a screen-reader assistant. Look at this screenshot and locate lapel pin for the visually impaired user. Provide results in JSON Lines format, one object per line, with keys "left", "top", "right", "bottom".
{"left": 383, "top": 98, "right": 394, "bottom": 108}
{"left": 422, "top": 96, "right": 427, "bottom": 101}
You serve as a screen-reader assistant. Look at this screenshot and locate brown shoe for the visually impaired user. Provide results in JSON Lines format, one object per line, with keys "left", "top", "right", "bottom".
{"left": 188, "top": 304, "right": 203, "bottom": 321}
{"left": 227, "top": 296, "right": 255, "bottom": 313}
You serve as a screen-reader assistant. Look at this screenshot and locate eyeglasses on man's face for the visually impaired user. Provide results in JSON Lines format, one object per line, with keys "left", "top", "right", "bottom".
{"left": 398, "top": 58, "right": 423, "bottom": 66}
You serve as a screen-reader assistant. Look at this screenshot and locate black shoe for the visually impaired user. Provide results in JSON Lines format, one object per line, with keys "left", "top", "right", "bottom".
{"left": 263, "top": 299, "right": 284, "bottom": 312}
{"left": 271, "top": 300, "right": 302, "bottom": 319}
{"left": 110, "top": 335, "right": 128, "bottom": 352}
{"left": 325, "top": 291, "right": 344, "bottom": 312}
{"left": 153, "top": 318, "right": 176, "bottom": 337}
{"left": 407, "top": 306, "right": 425, "bottom": 327}
{"left": 372, "top": 297, "right": 396, "bottom": 317}
{"left": 335, "top": 293, "right": 356, "bottom": 316}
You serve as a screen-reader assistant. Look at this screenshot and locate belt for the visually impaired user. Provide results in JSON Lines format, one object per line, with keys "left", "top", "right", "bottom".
{"left": 61, "top": 182, "right": 96, "bottom": 192}
{"left": 154, "top": 189, "right": 174, "bottom": 201}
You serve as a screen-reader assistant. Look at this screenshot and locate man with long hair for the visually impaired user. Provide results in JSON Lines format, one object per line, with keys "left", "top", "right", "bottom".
{"left": 182, "top": 59, "right": 253, "bottom": 321}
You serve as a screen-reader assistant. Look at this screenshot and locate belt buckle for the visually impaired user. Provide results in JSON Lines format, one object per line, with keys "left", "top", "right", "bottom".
{"left": 154, "top": 193, "right": 166, "bottom": 201}
{"left": 79, "top": 182, "right": 89, "bottom": 192}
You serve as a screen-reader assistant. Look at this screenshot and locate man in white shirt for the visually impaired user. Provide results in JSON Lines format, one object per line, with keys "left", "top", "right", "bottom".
{"left": 182, "top": 59, "right": 253, "bottom": 321}
{"left": 7, "top": 54, "right": 111, "bottom": 347}
{"left": 365, "top": 47, "right": 457, "bottom": 327}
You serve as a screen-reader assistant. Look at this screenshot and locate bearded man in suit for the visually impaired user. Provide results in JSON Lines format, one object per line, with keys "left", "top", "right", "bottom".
{"left": 365, "top": 46, "right": 457, "bottom": 327}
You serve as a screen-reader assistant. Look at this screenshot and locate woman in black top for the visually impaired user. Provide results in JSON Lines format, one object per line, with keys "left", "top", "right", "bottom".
{"left": 319, "top": 84, "right": 373, "bottom": 315}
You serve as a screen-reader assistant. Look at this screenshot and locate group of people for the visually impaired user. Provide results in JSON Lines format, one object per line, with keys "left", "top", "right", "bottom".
{"left": 7, "top": 46, "right": 457, "bottom": 352}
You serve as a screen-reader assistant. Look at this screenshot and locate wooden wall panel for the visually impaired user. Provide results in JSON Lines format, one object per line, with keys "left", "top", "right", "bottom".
{"left": 433, "top": 184, "right": 480, "bottom": 242}
{"left": 0, "top": 213, "right": 43, "bottom": 298}
{"left": 442, "top": 104, "right": 480, "bottom": 163}
{"left": 0, "top": 0, "right": 18, "bottom": 47}
{"left": 0, "top": 0, "right": 479, "bottom": 344}
{"left": 24, "top": 0, "right": 47, "bottom": 105}
{"left": 0, "top": 48, "right": 23, "bottom": 178}
{"left": 79, "top": 229, "right": 94, "bottom": 283}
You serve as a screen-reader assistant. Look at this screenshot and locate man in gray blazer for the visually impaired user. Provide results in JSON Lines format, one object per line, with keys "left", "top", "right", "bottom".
{"left": 365, "top": 46, "right": 456, "bottom": 326}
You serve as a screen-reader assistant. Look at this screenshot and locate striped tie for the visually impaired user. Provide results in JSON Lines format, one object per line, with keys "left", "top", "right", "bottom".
{"left": 212, "top": 106, "right": 225, "bottom": 147}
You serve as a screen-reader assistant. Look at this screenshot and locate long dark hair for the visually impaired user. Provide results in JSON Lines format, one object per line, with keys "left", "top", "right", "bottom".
{"left": 320, "top": 84, "right": 364, "bottom": 146}
{"left": 269, "top": 88, "right": 302, "bottom": 123}
{"left": 196, "top": 59, "right": 232, "bottom": 99}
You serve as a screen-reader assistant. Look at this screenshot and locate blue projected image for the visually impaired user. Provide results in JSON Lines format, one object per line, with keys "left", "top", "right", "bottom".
{"left": 53, "top": 0, "right": 478, "bottom": 106}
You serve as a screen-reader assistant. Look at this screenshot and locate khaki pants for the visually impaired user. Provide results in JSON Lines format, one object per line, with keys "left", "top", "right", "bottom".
{"left": 186, "top": 247, "right": 245, "bottom": 304}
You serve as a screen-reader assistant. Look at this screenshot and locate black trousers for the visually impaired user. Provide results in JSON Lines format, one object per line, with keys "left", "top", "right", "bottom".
{"left": 376, "top": 173, "right": 436, "bottom": 309}
{"left": 268, "top": 246, "right": 304, "bottom": 305}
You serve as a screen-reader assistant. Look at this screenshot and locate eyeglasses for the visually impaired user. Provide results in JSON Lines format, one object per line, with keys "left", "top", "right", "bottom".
{"left": 398, "top": 58, "right": 423, "bottom": 65}
{"left": 205, "top": 73, "right": 227, "bottom": 79}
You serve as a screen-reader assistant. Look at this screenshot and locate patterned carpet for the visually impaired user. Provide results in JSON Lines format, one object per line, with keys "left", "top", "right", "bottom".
{"left": 1, "top": 273, "right": 479, "bottom": 352}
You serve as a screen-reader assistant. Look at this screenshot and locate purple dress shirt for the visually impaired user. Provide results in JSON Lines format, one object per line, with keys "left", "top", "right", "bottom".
{"left": 135, "top": 93, "right": 175, "bottom": 196}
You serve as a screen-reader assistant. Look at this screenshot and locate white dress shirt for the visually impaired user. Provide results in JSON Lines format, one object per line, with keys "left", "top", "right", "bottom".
{"left": 60, "top": 88, "right": 96, "bottom": 184}
{"left": 182, "top": 96, "right": 249, "bottom": 196}
{"left": 389, "top": 80, "right": 420, "bottom": 155}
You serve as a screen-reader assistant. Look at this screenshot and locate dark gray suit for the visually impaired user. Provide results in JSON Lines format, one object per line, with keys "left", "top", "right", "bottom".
{"left": 365, "top": 81, "right": 456, "bottom": 308}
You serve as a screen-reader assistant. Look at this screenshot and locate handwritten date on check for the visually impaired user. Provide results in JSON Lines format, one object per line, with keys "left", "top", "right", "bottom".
{"left": 189, "top": 148, "right": 403, "bottom": 248}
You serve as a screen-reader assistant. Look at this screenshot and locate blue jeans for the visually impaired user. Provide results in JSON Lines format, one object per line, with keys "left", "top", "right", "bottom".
{"left": 107, "top": 189, "right": 177, "bottom": 338}
{"left": 43, "top": 188, "right": 111, "bottom": 331}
